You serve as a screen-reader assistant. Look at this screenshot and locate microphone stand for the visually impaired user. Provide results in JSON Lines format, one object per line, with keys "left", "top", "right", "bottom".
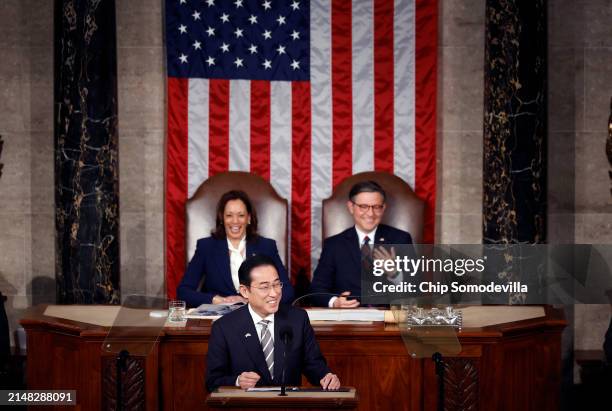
{"left": 279, "top": 328, "right": 293, "bottom": 396}
{"left": 432, "top": 352, "right": 445, "bottom": 411}
{"left": 279, "top": 349, "right": 288, "bottom": 397}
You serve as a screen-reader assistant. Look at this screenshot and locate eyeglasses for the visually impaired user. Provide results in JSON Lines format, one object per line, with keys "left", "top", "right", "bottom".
{"left": 248, "top": 281, "right": 284, "bottom": 294}
{"left": 351, "top": 201, "right": 385, "bottom": 213}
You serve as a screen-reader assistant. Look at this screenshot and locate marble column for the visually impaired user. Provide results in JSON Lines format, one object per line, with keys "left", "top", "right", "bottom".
{"left": 483, "top": 0, "right": 547, "bottom": 244}
{"left": 54, "top": 0, "right": 119, "bottom": 304}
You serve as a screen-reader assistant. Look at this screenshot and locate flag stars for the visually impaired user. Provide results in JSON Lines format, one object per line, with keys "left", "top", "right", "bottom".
{"left": 179, "top": 0, "right": 187, "bottom": 4}
{"left": 179, "top": 53, "right": 188, "bottom": 64}
{"left": 206, "top": 56, "right": 215, "bottom": 66}
{"left": 234, "top": 27, "right": 244, "bottom": 38}
{"left": 234, "top": 57, "right": 244, "bottom": 68}
{"left": 262, "top": 59, "right": 272, "bottom": 70}
{"left": 262, "top": 30, "right": 272, "bottom": 40}
{"left": 248, "top": 44, "right": 258, "bottom": 54}
{"left": 276, "top": 45, "right": 286, "bottom": 55}
{"left": 193, "top": 40, "right": 202, "bottom": 50}
{"left": 290, "top": 59, "right": 300, "bottom": 70}
{"left": 276, "top": 15, "right": 286, "bottom": 25}
{"left": 205, "top": 0, "right": 215, "bottom": 6}
{"left": 234, "top": 0, "right": 244, "bottom": 8}
{"left": 290, "top": 30, "right": 300, "bottom": 40}
{"left": 248, "top": 15, "right": 258, "bottom": 24}
{"left": 262, "top": 0, "right": 272, "bottom": 10}
{"left": 192, "top": 10, "right": 201, "bottom": 20}
{"left": 206, "top": 26, "right": 215, "bottom": 36}
{"left": 290, "top": 1, "right": 300, "bottom": 11}
{"left": 220, "top": 42, "right": 230, "bottom": 53}
{"left": 220, "top": 13, "right": 230, "bottom": 23}
{"left": 178, "top": 24, "right": 187, "bottom": 34}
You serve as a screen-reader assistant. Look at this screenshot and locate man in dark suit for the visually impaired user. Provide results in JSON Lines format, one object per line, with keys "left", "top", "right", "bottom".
{"left": 206, "top": 255, "right": 340, "bottom": 391}
{"left": 310, "top": 180, "right": 413, "bottom": 307}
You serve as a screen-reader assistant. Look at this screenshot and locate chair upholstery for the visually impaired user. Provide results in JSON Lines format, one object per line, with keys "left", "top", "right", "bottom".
{"left": 186, "top": 172, "right": 288, "bottom": 265}
{"left": 322, "top": 171, "right": 425, "bottom": 243}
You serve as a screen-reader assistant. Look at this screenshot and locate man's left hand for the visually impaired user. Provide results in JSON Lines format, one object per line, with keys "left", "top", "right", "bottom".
{"left": 320, "top": 373, "right": 341, "bottom": 390}
{"left": 373, "top": 246, "right": 399, "bottom": 279}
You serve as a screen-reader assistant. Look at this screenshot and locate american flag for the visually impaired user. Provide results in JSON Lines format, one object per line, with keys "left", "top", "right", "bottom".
{"left": 164, "top": 0, "right": 437, "bottom": 298}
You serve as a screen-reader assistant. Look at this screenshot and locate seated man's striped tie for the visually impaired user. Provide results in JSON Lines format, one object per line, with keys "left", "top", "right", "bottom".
{"left": 259, "top": 320, "right": 274, "bottom": 378}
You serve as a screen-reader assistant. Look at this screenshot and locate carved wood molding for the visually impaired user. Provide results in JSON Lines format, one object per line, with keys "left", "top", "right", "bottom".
{"left": 102, "top": 356, "right": 146, "bottom": 411}
{"left": 444, "top": 358, "right": 479, "bottom": 411}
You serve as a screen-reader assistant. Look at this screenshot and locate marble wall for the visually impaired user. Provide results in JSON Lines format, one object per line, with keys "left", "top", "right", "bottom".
{"left": 115, "top": 0, "right": 165, "bottom": 299}
{"left": 436, "top": 0, "right": 485, "bottom": 244}
{"left": 548, "top": 0, "right": 612, "bottom": 356}
{"left": 0, "top": 0, "right": 55, "bottom": 343}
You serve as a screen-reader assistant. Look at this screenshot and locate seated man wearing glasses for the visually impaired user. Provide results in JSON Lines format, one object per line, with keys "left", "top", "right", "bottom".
{"left": 310, "top": 180, "right": 413, "bottom": 308}
{"left": 206, "top": 255, "right": 340, "bottom": 391}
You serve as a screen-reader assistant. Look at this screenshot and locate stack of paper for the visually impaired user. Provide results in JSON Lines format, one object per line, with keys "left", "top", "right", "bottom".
{"left": 305, "top": 308, "right": 385, "bottom": 322}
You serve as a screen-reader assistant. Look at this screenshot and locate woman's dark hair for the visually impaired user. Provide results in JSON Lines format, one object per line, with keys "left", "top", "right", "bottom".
{"left": 211, "top": 190, "right": 259, "bottom": 241}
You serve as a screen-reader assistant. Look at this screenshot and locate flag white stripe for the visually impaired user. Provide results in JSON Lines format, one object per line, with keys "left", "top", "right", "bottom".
{"left": 187, "top": 78, "right": 210, "bottom": 198}
{"left": 310, "top": 0, "right": 333, "bottom": 270}
{"left": 393, "top": 0, "right": 416, "bottom": 188}
{"left": 270, "top": 82, "right": 293, "bottom": 202}
{"left": 270, "top": 82, "right": 293, "bottom": 270}
{"left": 352, "top": 0, "right": 374, "bottom": 174}
{"left": 228, "top": 80, "right": 251, "bottom": 171}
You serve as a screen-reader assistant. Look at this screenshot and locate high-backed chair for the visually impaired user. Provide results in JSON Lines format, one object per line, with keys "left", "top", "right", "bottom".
{"left": 322, "top": 172, "right": 424, "bottom": 243}
{"left": 185, "top": 172, "right": 288, "bottom": 266}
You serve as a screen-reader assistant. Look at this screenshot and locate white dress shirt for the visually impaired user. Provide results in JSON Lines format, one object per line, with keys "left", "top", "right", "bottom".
{"left": 236, "top": 305, "right": 275, "bottom": 386}
{"left": 227, "top": 237, "right": 246, "bottom": 292}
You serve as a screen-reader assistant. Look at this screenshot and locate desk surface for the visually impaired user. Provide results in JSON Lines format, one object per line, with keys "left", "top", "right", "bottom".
{"left": 20, "top": 304, "right": 567, "bottom": 411}
{"left": 34, "top": 304, "right": 552, "bottom": 334}
{"left": 207, "top": 387, "right": 358, "bottom": 409}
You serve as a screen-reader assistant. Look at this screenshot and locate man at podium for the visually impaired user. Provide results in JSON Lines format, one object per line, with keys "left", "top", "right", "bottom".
{"left": 206, "top": 255, "right": 341, "bottom": 391}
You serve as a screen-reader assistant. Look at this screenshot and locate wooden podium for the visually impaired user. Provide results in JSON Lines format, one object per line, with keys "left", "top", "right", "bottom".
{"left": 206, "top": 387, "right": 358, "bottom": 410}
{"left": 20, "top": 305, "right": 566, "bottom": 411}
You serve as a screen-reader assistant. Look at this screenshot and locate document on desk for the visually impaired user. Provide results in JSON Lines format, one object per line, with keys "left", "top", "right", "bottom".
{"left": 246, "top": 387, "right": 286, "bottom": 392}
{"left": 305, "top": 308, "right": 385, "bottom": 322}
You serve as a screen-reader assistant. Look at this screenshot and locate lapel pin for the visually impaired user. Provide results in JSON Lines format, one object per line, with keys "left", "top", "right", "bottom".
{"left": 245, "top": 333, "right": 251, "bottom": 338}
{"left": 380, "top": 238, "right": 385, "bottom": 242}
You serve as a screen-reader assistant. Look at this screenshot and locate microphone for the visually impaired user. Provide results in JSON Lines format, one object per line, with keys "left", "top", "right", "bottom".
{"left": 279, "top": 326, "right": 293, "bottom": 396}
{"left": 291, "top": 292, "right": 361, "bottom": 307}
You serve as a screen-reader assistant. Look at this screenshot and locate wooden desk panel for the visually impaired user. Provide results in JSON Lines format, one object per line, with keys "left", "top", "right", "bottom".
{"left": 21, "top": 306, "right": 566, "bottom": 411}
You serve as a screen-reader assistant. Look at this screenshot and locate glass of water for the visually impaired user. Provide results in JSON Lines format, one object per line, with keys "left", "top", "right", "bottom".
{"left": 168, "top": 300, "right": 186, "bottom": 322}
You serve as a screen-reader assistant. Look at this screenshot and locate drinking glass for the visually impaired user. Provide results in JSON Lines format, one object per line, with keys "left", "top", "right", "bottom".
{"left": 168, "top": 300, "right": 186, "bottom": 322}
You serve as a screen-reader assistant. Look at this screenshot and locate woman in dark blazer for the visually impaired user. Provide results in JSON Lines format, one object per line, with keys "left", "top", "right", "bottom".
{"left": 177, "top": 190, "right": 294, "bottom": 307}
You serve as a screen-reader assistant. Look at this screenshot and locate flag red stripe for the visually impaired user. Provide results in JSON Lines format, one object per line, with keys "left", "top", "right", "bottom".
{"left": 250, "top": 81, "right": 271, "bottom": 180}
{"left": 166, "top": 77, "right": 189, "bottom": 299}
{"left": 291, "top": 82, "right": 311, "bottom": 279}
{"left": 209, "top": 79, "right": 230, "bottom": 176}
{"left": 331, "top": 0, "right": 352, "bottom": 189}
{"left": 374, "top": 0, "right": 394, "bottom": 173}
{"left": 415, "top": 0, "right": 438, "bottom": 244}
